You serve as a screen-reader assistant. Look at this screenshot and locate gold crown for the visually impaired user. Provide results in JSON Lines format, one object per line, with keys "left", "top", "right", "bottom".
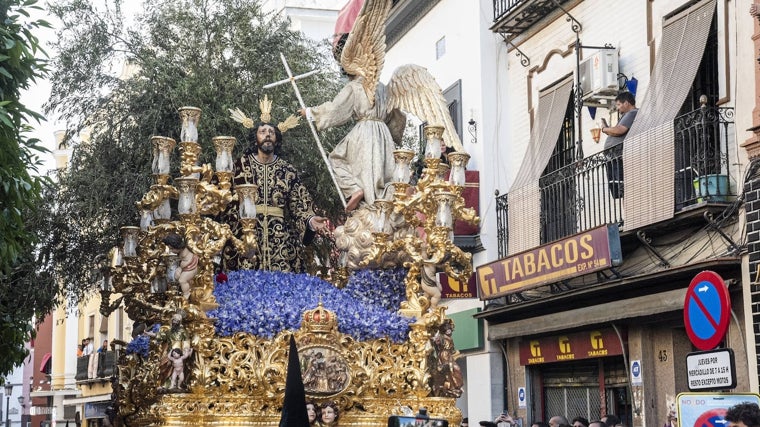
{"left": 302, "top": 302, "right": 338, "bottom": 333}
{"left": 228, "top": 95, "right": 300, "bottom": 133}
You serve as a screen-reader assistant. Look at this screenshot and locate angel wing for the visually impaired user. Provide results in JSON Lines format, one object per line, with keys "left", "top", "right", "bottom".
{"left": 340, "top": 0, "right": 392, "bottom": 105}
{"left": 386, "top": 64, "right": 464, "bottom": 152}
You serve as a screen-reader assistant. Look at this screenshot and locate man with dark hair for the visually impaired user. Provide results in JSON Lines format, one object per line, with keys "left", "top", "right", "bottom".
{"left": 601, "top": 91, "right": 638, "bottom": 199}
{"left": 601, "top": 414, "right": 620, "bottom": 427}
{"left": 571, "top": 416, "right": 589, "bottom": 427}
{"left": 224, "top": 120, "right": 328, "bottom": 272}
{"left": 588, "top": 421, "right": 605, "bottom": 427}
{"left": 725, "top": 402, "right": 760, "bottom": 427}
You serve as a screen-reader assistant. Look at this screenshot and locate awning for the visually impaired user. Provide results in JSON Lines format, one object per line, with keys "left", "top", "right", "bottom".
{"left": 508, "top": 78, "right": 574, "bottom": 253}
{"left": 624, "top": 0, "right": 717, "bottom": 230}
{"left": 39, "top": 352, "right": 52, "bottom": 373}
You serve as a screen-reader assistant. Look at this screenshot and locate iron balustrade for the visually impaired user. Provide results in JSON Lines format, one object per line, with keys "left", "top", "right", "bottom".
{"left": 493, "top": 0, "right": 523, "bottom": 20}
{"left": 496, "top": 193, "right": 509, "bottom": 258}
{"left": 539, "top": 147, "right": 624, "bottom": 243}
{"left": 494, "top": 108, "right": 734, "bottom": 252}
{"left": 674, "top": 105, "right": 735, "bottom": 208}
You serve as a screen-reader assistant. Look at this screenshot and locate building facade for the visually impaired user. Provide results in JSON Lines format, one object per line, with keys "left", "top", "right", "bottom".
{"left": 385, "top": 0, "right": 758, "bottom": 425}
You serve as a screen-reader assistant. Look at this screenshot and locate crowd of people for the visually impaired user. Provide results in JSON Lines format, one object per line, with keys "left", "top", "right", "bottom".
{"left": 76, "top": 337, "right": 110, "bottom": 379}
{"left": 464, "top": 401, "right": 760, "bottom": 427}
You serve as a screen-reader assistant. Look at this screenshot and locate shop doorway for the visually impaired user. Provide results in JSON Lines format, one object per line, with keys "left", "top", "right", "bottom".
{"left": 530, "top": 357, "right": 630, "bottom": 425}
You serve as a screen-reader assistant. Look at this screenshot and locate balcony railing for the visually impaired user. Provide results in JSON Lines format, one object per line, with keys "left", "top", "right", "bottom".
{"left": 493, "top": 0, "right": 523, "bottom": 20}
{"left": 75, "top": 351, "right": 119, "bottom": 382}
{"left": 494, "top": 106, "right": 735, "bottom": 250}
{"left": 492, "top": 0, "right": 572, "bottom": 36}
{"left": 675, "top": 105, "right": 735, "bottom": 208}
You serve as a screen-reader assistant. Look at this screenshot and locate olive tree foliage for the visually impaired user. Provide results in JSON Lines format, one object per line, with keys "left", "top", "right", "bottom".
{"left": 0, "top": 0, "right": 60, "bottom": 376}
{"left": 43, "top": 0, "right": 348, "bottom": 303}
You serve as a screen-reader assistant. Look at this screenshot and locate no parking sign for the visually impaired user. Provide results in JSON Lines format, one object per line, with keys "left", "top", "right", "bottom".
{"left": 684, "top": 271, "right": 731, "bottom": 350}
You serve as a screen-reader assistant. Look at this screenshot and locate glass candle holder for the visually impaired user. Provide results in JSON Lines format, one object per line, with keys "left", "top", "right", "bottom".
{"left": 447, "top": 152, "right": 470, "bottom": 186}
{"left": 151, "top": 136, "right": 176, "bottom": 176}
{"left": 175, "top": 177, "right": 198, "bottom": 215}
{"left": 109, "top": 246, "right": 123, "bottom": 268}
{"left": 151, "top": 273, "right": 168, "bottom": 293}
{"left": 424, "top": 125, "right": 445, "bottom": 160}
{"left": 121, "top": 226, "right": 140, "bottom": 258}
{"left": 372, "top": 199, "right": 393, "bottom": 234}
{"left": 153, "top": 198, "right": 171, "bottom": 222}
{"left": 163, "top": 253, "right": 180, "bottom": 284}
{"left": 392, "top": 149, "right": 416, "bottom": 184}
{"left": 139, "top": 209, "right": 154, "bottom": 231}
{"left": 236, "top": 184, "right": 259, "bottom": 219}
{"left": 213, "top": 136, "right": 236, "bottom": 173}
{"left": 178, "top": 106, "right": 201, "bottom": 143}
{"left": 434, "top": 191, "right": 456, "bottom": 229}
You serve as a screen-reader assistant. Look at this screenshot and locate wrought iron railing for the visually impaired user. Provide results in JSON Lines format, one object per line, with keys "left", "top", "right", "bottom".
{"left": 496, "top": 192, "right": 509, "bottom": 258}
{"left": 493, "top": 0, "right": 524, "bottom": 20}
{"left": 674, "top": 105, "right": 735, "bottom": 208}
{"left": 494, "top": 107, "right": 734, "bottom": 252}
{"left": 539, "top": 147, "right": 624, "bottom": 243}
{"left": 75, "top": 351, "right": 120, "bottom": 381}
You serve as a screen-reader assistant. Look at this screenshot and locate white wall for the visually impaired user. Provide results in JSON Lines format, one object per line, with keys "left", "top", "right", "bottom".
{"left": 261, "top": 0, "right": 342, "bottom": 42}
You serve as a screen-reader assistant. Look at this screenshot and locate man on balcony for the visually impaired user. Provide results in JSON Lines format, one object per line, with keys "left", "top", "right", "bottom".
{"left": 602, "top": 92, "right": 638, "bottom": 199}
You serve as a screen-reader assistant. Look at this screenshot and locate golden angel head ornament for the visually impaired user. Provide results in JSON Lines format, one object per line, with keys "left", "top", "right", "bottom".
{"left": 228, "top": 95, "right": 300, "bottom": 133}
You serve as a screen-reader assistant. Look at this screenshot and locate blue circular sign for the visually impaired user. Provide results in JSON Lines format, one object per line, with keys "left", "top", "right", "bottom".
{"left": 684, "top": 271, "right": 731, "bottom": 350}
{"left": 518, "top": 388, "right": 525, "bottom": 401}
{"left": 631, "top": 361, "right": 640, "bottom": 377}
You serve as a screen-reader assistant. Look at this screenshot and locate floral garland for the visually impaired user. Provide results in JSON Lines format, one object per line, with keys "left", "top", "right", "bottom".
{"left": 208, "top": 268, "right": 413, "bottom": 342}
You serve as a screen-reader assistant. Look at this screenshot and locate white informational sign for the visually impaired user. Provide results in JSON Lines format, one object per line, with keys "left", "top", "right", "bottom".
{"left": 630, "top": 360, "right": 642, "bottom": 385}
{"left": 686, "top": 348, "right": 736, "bottom": 391}
{"left": 518, "top": 387, "right": 527, "bottom": 408}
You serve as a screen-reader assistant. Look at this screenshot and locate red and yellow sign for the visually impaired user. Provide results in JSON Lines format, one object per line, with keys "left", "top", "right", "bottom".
{"left": 477, "top": 225, "right": 621, "bottom": 300}
{"left": 438, "top": 272, "right": 476, "bottom": 299}
{"left": 519, "top": 329, "right": 625, "bottom": 365}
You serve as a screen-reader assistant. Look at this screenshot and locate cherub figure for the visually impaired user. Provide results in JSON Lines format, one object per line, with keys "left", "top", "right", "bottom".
{"left": 163, "top": 233, "right": 198, "bottom": 299}
{"left": 167, "top": 347, "right": 193, "bottom": 389}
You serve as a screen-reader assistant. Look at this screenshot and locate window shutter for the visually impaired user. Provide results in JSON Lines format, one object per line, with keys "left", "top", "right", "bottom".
{"left": 508, "top": 79, "right": 573, "bottom": 253}
{"left": 624, "top": 0, "right": 716, "bottom": 230}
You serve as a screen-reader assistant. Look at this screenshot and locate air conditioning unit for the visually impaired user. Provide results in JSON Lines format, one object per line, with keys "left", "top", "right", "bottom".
{"left": 577, "top": 49, "right": 619, "bottom": 102}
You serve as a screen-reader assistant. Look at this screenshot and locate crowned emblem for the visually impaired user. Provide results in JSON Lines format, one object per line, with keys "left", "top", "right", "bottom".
{"left": 302, "top": 302, "right": 338, "bottom": 334}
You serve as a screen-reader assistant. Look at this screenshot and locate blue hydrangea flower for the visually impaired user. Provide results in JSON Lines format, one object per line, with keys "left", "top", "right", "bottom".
{"left": 207, "top": 268, "right": 413, "bottom": 342}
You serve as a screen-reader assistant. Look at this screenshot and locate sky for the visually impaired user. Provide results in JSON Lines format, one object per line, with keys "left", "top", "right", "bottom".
{"left": 21, "top": 1, "right": 144, "bottom": 174}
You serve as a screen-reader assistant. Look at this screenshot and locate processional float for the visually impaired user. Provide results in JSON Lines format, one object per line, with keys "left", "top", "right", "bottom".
{"left": 100, "top": 103, "right": 478, "bottom": 426}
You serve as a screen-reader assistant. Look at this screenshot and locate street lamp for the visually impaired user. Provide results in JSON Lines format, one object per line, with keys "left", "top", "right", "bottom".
{"left": 3, "top": 383, "right": 12, "bottom": 427}
{"left": 17, "top": 396, "right": 24, "bottom": 427}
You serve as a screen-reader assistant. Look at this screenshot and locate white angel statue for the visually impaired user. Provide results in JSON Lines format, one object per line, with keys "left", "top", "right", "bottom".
{"left": 301, "top": 0, "right": 463, "bottom": 212}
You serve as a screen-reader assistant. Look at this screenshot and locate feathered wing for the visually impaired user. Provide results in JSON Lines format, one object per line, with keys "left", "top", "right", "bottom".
{"left": 340, "top": 0, "right": 392, "bottom": 105}
{"left": 386, "top": 64, "right": 464, "bottom": 152}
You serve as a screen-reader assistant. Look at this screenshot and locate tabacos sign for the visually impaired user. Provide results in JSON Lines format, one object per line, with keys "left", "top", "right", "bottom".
{"left": 519, "top": 329, "right": 625, "bottom": 365}
{"left": 477, "top": 224, "right": 622, "bottom": 299}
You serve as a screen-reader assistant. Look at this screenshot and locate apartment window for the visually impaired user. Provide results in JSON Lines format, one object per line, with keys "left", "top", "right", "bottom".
{"left": 88, "top": 314, "right": 95, "bottom": 339}
{"left": 443, "top": 80, "right": 463, "bottom": 141}
{"left": 436, "top": 36, "right": 446, "bottom": 60}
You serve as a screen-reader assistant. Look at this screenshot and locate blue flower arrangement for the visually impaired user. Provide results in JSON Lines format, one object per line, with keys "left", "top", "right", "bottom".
{"left": 125, "top": 324, "right": 160, "bottom": 357}
{"left": 207, "top": 268, "right": 413, "bottom": 343}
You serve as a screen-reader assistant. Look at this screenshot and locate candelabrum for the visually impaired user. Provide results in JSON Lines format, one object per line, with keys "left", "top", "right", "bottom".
{"left": 104, "top": 106, "right": 260, "bottom": 335}
{"left": 361, "top": 125, "right": 479, "bottom": 318}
